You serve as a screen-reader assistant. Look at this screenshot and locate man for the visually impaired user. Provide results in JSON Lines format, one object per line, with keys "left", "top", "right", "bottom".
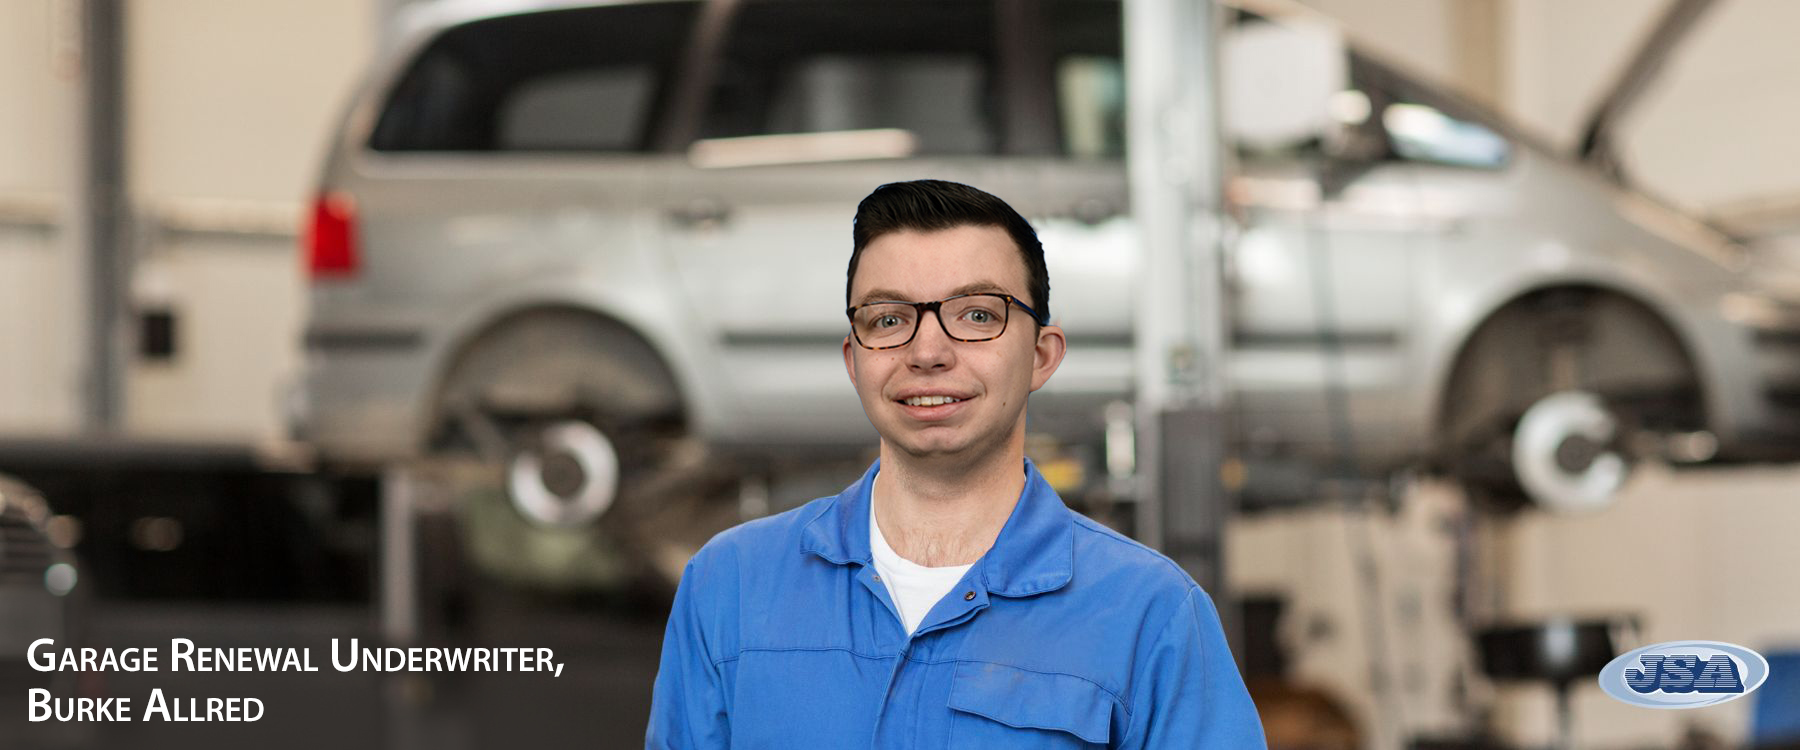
{"left": 647, "top": 180, "right": 1265, "bottom": 748}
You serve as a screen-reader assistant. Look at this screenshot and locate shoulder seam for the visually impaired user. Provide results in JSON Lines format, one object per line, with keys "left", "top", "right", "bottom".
{"left": 1068, "top": 514, "right": 1195, "bottom": 582}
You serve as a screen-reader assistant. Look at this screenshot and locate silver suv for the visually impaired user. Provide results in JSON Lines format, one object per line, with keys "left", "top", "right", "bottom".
{"left": 297, "top": 0, "right": 1800, "bottom": 585}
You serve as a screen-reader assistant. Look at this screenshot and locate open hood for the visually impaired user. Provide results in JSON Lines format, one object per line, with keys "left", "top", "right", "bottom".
{"left": 1576, "top": 0, "right": 1723, "bottom": 177}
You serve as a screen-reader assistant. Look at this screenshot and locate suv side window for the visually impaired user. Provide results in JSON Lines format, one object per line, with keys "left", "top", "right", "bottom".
{"left": 370, "top": 2, "right": 699, "bottom": 152}
{"left": 697, "top": 0, "right": 1000, "bottom": 155}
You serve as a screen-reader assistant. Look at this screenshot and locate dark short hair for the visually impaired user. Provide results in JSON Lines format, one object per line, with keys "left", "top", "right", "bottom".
{"left": 847, "top": 180, "right": 1050, "bottom": 325}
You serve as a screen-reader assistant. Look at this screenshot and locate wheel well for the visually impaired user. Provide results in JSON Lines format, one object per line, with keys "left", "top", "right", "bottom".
{"left": 1436, "top": 284, "right": 1705, "bottom": 447}
{"left": 422, "top": 306, "right": 686, "bottom": 451}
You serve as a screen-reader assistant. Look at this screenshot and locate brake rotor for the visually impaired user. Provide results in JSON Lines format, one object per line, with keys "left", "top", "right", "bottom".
{"left": 1512, "top": 391, "right": 1630, "bottom": 513}
{"left": 507, "top": 419, "right": 621, "bottom": 527}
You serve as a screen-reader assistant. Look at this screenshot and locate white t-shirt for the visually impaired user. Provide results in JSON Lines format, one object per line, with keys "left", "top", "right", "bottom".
{"left": 869, "top": 496, "right": 974, "bottom": 637}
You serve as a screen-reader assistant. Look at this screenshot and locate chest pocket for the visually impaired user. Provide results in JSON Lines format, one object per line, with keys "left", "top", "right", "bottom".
{"left": 946, "top": 661, "right": 1114, "bottom": 747}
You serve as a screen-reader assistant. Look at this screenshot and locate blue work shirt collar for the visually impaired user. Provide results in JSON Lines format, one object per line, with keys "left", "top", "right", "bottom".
{"left": 799, "top": 457, "right": 1074, "bottom": 598}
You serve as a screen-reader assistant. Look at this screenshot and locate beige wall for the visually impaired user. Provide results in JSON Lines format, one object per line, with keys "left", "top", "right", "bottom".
{"left": 127, "top": 0, "right": 371, "bottom": 203}
{"left": 118, "top": 0, "right": 372, "bottom": 442}
{"left": 1296, "top": 0, "right": 1454, "bottom": 82}
{"left": 0, "top": 0, "right": 78, "bottom": 192}
{"left": 0, "top": 216, "right": 79, "bottom": 436}
{"left": 0, "top": 0, "right": 83, "bottom": 435}
{"left": 0, "top": 0, "right": 371, "bottom": 444}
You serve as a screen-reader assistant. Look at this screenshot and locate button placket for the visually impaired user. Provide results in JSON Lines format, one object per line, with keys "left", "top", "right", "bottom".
{"left": 858, "top": 564, "right": 903, "bottom": 633}
{"left": 911, "top": 585, "right": 990, "bottom": 641}
{"left": 860, "top": 562, "right": 918, "bottom": 748}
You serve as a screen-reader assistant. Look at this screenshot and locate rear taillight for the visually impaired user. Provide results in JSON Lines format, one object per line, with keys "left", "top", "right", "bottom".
{"left": 305, "top": 192, "right": 359, "bottom": 280}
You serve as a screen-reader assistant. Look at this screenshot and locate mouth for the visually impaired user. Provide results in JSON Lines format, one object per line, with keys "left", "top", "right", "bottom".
{"left": 900, "top": 395, "right": 963, "bottom": 407}
{"left": 893, "top": 392, "right": 974, "bottom": 421}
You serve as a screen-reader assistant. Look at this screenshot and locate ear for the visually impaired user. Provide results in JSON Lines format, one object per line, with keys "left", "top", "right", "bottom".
{"left": 1029, "top": 324, "right": 1067, "bottom": 392}
{"left": 843, "top": 335, "right": 858, "bottom": 387}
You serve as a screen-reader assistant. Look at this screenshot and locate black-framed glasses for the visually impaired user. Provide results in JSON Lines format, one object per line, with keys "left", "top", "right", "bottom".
{"left": 845, "top": 293, "right": 1044, "bottom": 350}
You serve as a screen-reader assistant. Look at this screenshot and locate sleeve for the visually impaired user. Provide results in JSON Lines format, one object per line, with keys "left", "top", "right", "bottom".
{"left": 645, "top": 557, "right": 732, "bottom": 749}
{"left": 1115, "top": 586, "right": 1266, "bottom": 749}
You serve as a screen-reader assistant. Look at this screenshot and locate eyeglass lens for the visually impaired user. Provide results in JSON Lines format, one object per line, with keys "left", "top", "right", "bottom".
{"left": 851, "top": 296, "right": 1010, "bottom": 347}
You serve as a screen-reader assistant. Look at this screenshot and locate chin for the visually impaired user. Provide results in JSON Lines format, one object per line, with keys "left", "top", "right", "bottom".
{"left": 876, "top": 429, "right": 963, "bottom": 459}
{"left": 890, "top": 436, "right": 968, "bottom": 459}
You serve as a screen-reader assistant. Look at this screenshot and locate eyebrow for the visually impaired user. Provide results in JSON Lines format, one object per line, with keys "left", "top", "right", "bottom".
{"left": 854, "top": 281, "right": 1015, "bottom": 306}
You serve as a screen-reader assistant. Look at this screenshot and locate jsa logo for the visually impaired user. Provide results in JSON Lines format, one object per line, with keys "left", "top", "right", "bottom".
{"left": 1625, "top": 654, "right": 1743, "bottom": 693}
{"left": 1600, "top": 641, "right": 1769, "bottom": 709}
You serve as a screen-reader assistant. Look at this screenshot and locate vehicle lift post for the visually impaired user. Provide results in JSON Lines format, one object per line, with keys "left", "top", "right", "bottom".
{"left": 1125, "top": 0, "right": 1238, "bottom": 640}
{"left": 380, "top": 464, "right": 428, "bottom": 750}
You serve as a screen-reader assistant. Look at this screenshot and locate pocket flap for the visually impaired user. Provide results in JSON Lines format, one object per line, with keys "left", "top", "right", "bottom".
{"left": 947, "top": 661, "right": 1114, "bottom": 744}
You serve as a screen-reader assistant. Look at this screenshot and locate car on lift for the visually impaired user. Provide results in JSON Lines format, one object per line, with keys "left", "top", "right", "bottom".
{"left": 293, "top": 0, "right": 1800, "bottom": 587}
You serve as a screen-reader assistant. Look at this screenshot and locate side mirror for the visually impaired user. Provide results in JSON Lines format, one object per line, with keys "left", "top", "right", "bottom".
{"left": 1222, "top": 19, "right": 1348, "bottom": 152}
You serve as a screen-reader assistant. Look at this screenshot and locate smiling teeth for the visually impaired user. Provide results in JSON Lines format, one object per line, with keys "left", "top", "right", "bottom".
{"left": 904, "top": 396, "right": 961, "bottom": 407}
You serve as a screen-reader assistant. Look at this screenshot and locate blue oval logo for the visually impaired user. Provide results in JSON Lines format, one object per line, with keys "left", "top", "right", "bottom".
{"left": 1598, "top": 640, "right": 1769, "bottom": 709}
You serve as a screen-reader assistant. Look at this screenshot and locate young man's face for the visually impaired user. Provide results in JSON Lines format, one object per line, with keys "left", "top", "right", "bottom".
{"left": 843, "top": 224, "right": 1066, "bottom": 465}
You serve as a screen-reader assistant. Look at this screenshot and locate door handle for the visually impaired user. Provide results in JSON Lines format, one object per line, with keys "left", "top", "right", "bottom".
{"left": 666, "top": 198, "right": 731, "bottom": 229}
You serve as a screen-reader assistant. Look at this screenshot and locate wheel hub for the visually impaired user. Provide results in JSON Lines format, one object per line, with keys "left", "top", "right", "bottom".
{"left": 1512, "top": 391, "right": 1629, "bottom": 513}
{"left": 1553, "top": 434, "right": 1602, "bottom": 474}
{"left": 540, "top": 451, "right": 586, "bottom": 498}
{"left": 508, "top": 419, "right": 621, "bottom": 527}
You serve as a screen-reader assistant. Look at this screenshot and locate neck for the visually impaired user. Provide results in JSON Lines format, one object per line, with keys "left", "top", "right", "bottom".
{"left": 871, "top": 436, "right": 1026, "bottom": 567}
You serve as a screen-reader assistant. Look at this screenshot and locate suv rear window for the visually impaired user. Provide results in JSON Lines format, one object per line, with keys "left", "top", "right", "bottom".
{"left": 370, "top": 2, "right": 698, "bottom": 152}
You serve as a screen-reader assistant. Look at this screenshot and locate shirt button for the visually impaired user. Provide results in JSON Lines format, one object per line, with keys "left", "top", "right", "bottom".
{"left": 963, "top": 591, "right": 975, "bottom": 601}
{"left": 872, "top": 575, "right": 881, "bottom": 582}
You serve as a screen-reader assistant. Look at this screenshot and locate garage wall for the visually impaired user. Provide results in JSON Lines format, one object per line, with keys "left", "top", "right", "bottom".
{"left": 0, "top": 0, "right": 83, "bottom": 436}
{"left": 0, "top": 0, "right": 78, "bottom": 193}
{"left": 0, "top": 0, "right": 373, "bottom": 444}
{"left": 126, "top": 0, "right": 371, "bottom": 203}
{"left": 122, "top": 0, "right": 372, "bottom": 443}
{"left": 1296, "top": 0, "right": 1458, "bottom": 87}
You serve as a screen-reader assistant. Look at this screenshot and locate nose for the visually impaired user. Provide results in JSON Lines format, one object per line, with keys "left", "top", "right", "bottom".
{"left": 904, "top": 309, "right": 955, "bottom": 370}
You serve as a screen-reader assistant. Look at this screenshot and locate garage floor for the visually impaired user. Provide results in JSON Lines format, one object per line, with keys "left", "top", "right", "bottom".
{"left": 7, "top": 459, "right": 1797, "bottom": 749}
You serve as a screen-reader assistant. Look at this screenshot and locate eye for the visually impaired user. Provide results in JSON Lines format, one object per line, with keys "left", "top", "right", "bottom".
{"left": 874, "top": 314, "right": 904, "bottom": 329}
{"left": 963, "top": 309, "right": 995, "bottom": 325}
